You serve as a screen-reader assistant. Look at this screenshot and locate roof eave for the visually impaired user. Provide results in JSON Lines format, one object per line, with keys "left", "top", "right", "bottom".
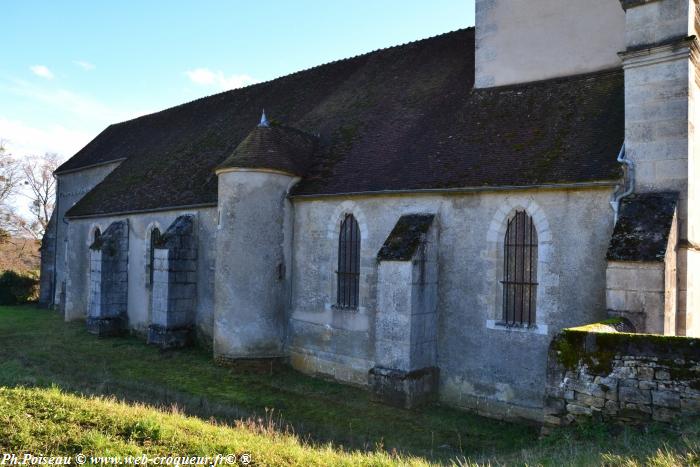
{"left": 290, "top": 179, "right": 621, "bottom": 200}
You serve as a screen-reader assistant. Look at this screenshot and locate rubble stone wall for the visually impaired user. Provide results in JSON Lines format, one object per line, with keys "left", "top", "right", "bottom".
{"left": 544, "top": 324, "right": 700, "bottom": 427}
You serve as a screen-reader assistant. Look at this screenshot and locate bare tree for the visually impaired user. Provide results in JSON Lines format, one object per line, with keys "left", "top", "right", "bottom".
{"left": 17, "top": 153, "right": 59, "bottom": 240}
{"left": 0, "top": 140, "right": 22, "bottom": 243}
{"left": 0, "top": 143, "right": 58, "bottom": 272}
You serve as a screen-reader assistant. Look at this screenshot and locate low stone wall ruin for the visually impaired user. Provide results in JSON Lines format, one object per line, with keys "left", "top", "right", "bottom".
{"left": 544, "top": 321, "right": 700, "bottom": 428}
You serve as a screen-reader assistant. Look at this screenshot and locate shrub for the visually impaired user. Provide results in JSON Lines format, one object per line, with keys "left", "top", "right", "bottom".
{"left": 0, "top": 270, "right": 39, "bottom": 305}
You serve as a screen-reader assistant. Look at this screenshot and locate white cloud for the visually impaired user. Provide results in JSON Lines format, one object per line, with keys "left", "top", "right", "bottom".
{"left": 0, "top": 78, "right": 154, "bottom": 173}
{"left": 73, "top": 60, "right": 96, "bottom": 71}
{"left": 0, "top": 117, "right": 91, "bottom": 159}
{"left": 3, "top": 79, "right": 147, "bottom": 124}
{"left": 184, "top": 68, "right": 256, "bottom": 90}
{"left": 30, "top": 65, "right": 54, "bottom": 80}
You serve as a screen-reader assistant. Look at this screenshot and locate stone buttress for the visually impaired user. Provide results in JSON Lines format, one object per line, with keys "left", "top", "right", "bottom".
{"left": 147, "top": 215, "right": 198, "bottom": 349}
{"left": 369, "top": 214, "right": 440, "bottom": 408}
{"left": 86, "top": 220, "right": 129, "bottom": 336}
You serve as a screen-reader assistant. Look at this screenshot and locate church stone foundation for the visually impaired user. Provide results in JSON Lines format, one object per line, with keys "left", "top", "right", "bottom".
{"left": 369, "top": 366, "right": 440, "bottom": 409}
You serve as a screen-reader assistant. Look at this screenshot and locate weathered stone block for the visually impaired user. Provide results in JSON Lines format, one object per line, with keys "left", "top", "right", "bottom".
{"left": 604, "top": 399, "right": 619, "bottom": 415}
{"left": 544, "top": 395, "right": 566, "bottom": 414}
{"left": 618, "top": 404, "right": 652, "bottom": 421}
{"left": 569, "top": 379, "right": 606, "bottom": 398}
{"left": 624, "top": 402, "right": 652, "bottom": 414}
{"left": 680, "top": 397, "right": 700, "bottom": 412}
{"left": 368, "top": 366, "right": 439, "bottom": 409}
{"left": 147, "top": 324, "right": 192, "bottom": 349}
{"left": 620, "top": 378, "right": 639, "bottom": 388}
{"left": 544, "top": 414, "right": 563, "bottom": 426}
{"left": 639, "top": 380, "right": 657, "bottom": 390}
{"left": 652, "top": 390, "right": 681, "bottom": 408}
{"left": 637, "top": 367, "right": 655, "bottom": 381}
{"left": 620, "top": 387, "right": 651, "bottom": 405}
{"left": 566, "top": 403, "right": 592, "bottom": 416}
{"left": 86, "top": 316, "right": 125, "bottom": 337}
{"left": 575, "top": 392, "right": 606, "bottom": 408}
{"left": 652, "top": 407, "right": 679, "bottom": 422}
{"left": 614, "top": 366, "right": 637, "bottom": 379}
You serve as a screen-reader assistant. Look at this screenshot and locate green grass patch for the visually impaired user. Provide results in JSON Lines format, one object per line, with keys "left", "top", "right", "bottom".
{"left": 0, "top": 386, "right": 424, "bottom": 465}
{"left": 2, "top": 306, "right": 700, "bottom": 465}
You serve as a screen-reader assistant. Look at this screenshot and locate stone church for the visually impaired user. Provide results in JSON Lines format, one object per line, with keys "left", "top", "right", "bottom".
{"left": 39, "top": 0, "right": 700, "bottom": 421}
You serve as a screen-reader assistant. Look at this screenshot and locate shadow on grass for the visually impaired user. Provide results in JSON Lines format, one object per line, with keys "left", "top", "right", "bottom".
{"left": 0, "top": 305, "right": 539, "bottom": 463}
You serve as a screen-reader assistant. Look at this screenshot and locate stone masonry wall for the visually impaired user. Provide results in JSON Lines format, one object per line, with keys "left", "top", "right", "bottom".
{"left": 544, "top": 324, "right": 700, "bottom": 428}
{"left": 290, "top": 188, "right": 615, "bottom": 420}
{"left": 606, "top": 261, "right": 665, "bottom": 334}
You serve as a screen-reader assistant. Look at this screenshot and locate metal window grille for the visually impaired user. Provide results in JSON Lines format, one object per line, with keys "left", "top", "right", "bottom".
{"left": 149, "top": 228, "right": 161, "bottom": 284}
{"left": 337, "top": 214, "right": 360, "bottom": 309}
{"left": 501, "top": 211, "right": 538, "bottom": 326}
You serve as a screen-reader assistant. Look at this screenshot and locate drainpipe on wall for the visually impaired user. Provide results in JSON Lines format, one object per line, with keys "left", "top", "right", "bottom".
{"left": 610, "top": 142, "right": 633, "bottom": 225}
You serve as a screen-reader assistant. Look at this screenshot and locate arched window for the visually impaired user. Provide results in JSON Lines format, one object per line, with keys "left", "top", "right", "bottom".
{"left": 337, "top": 214, "right": 360, "bottom": 309}
{"left": 501, "top": 210, "right": 538, "bottom": 326}
{"left": 148, "top": 228, "right": 161, "bottom": 284}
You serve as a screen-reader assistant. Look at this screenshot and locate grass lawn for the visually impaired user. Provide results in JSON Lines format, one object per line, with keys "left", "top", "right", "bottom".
{"left": 1, "top": 305, "right": 699, "bottom": 465}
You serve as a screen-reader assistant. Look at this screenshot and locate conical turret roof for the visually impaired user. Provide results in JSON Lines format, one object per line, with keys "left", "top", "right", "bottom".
{"left": 216, "top": 118, "right": 317, "bottom": 176}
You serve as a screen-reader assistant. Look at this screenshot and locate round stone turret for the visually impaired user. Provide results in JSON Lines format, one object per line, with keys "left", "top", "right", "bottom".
{"left": 213, "top": 116, "right": 316, "bottom": 361}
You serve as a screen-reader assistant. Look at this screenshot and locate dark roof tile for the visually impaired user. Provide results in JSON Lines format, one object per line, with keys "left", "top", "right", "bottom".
{"left": 377, "top": 214, "right": 435, "bottom": 261}
{"left": 63, "top": 29, "right": 624, "bottom": 218}
{"left": 216, "top": 124, "right": 317, "bottom": 176}
{"left": 607, "top": 192, "right": 679, "bottom": 262}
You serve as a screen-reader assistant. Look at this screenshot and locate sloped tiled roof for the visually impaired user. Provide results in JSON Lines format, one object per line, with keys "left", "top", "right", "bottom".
{"left": 64, "top": 28, "right": 624, "bottom": 218}
{"left": 216, "top": 124, "right": 317, "bottom": 176}
{"left": 377, "top": 214, "right": 435, "bottom": 261}
{"left": 607, "top": 192, "right": 679, "bottom": 262}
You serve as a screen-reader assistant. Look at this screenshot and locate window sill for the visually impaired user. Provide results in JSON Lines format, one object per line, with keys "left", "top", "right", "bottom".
{"left": 331, "top": 304, "right": 359, "bottom": 312}
{"left": 486, "top": 319, "right": 548, "bottom": 335}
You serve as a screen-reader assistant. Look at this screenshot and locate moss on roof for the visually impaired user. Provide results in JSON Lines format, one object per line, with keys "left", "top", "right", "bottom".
{"left": 607, "top": 192, "right": 679, "bottom": 262}
{"left": 377, "top": 214, "right": 434, "bottom": 261}
{"left": 216, "top": 124, "right": 317, "bottom": 176}
{"left": 63, "top": 28, "right": 625, "bottom": 218}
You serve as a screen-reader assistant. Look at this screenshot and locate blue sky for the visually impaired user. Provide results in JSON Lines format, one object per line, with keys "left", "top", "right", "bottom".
{"left": 2, "top": 1, "right": 474, "bottom": 161}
